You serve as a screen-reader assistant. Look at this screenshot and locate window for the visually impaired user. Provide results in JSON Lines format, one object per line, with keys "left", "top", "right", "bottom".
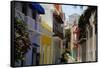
{"left": 32, "top": 10, "right": 37, "bottom": 20}
{"left": 22, "top": 3, "right": 27, "bottom": 15}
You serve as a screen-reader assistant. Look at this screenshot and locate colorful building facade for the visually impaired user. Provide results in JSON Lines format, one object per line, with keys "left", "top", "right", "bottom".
{"left": 14, "top": 2, "right": 45, "bottom": 66}
{"left": 53, "top": 4, "right": 65, "bottom": 64}
{"left": 39, "top": 4, "right": 54, "bottom": 64}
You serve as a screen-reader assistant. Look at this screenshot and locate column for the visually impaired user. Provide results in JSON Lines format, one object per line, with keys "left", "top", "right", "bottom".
{"left": 92, "top": 24, "right": 96, "bottom": 61}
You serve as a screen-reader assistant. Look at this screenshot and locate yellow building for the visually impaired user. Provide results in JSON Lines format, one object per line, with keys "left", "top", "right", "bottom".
{"left": 39, "top": 4, "right": 54, "bottom": 65}
{"left": 39, "top": 20, "right": 53, "bottom": 65}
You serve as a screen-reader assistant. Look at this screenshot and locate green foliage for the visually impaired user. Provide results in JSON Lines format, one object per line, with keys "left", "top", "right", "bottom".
{"left": 14, "top": 18, "right": 31, "bottom": 62}
{"left": 78, "top": 6, "right": 97, "bottom": 39}
{"left": 78, "top": 14, "right": 86, "bottom": 39}
{"left": 65, "top": 29, "right": 71, "bottom": 42}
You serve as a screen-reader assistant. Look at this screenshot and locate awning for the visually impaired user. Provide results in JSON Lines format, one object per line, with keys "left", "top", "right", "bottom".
{"left": 30, "top": 3, "right": 45, "bottom": 14}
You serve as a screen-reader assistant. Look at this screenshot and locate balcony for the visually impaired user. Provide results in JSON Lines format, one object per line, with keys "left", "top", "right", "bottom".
{"left": 53, "top": 12, "right": 64, "bottom": 24}
{"left": 15, "top": 9, "right": 53, "bottom": 37}
{"left": 15, "top": 9, "right": 41, "bottom": 33}
{"left": 15, "top": 8, "right": 25, "bottom": 22}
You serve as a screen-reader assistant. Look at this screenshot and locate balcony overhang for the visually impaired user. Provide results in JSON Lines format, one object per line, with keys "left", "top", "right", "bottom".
{"left": 30, "top": 3, "right": 45, "bottom": 14}
{"left": 53, "top": 12, "right": 64, "bottom": 24}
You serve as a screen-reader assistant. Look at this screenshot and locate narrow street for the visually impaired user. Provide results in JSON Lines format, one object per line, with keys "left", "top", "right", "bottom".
{"left": 13, "top": 1, "right": 97, "bottom": 66}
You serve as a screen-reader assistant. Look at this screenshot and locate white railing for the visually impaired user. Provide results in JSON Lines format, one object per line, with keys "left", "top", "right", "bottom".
{"left": 15, "top": 9, "right": 53, "bottom": 37}
{"left": 25, "top": 16, "right": 36, "bottom": 31}
{"left": 15, "top": 9, "right": 25, "bottom": 22}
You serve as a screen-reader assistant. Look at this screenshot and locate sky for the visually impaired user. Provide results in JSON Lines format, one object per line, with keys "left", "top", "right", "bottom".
{"left": 62, "top": 5, "right": 87, "bottom": 19}
{"left": 40, "top": 4, "right": 88, "bottom": 28}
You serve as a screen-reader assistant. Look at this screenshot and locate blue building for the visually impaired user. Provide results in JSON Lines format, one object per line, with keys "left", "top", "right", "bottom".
{"left": 14, "top": 2, "right": 45, "bottom": 66}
